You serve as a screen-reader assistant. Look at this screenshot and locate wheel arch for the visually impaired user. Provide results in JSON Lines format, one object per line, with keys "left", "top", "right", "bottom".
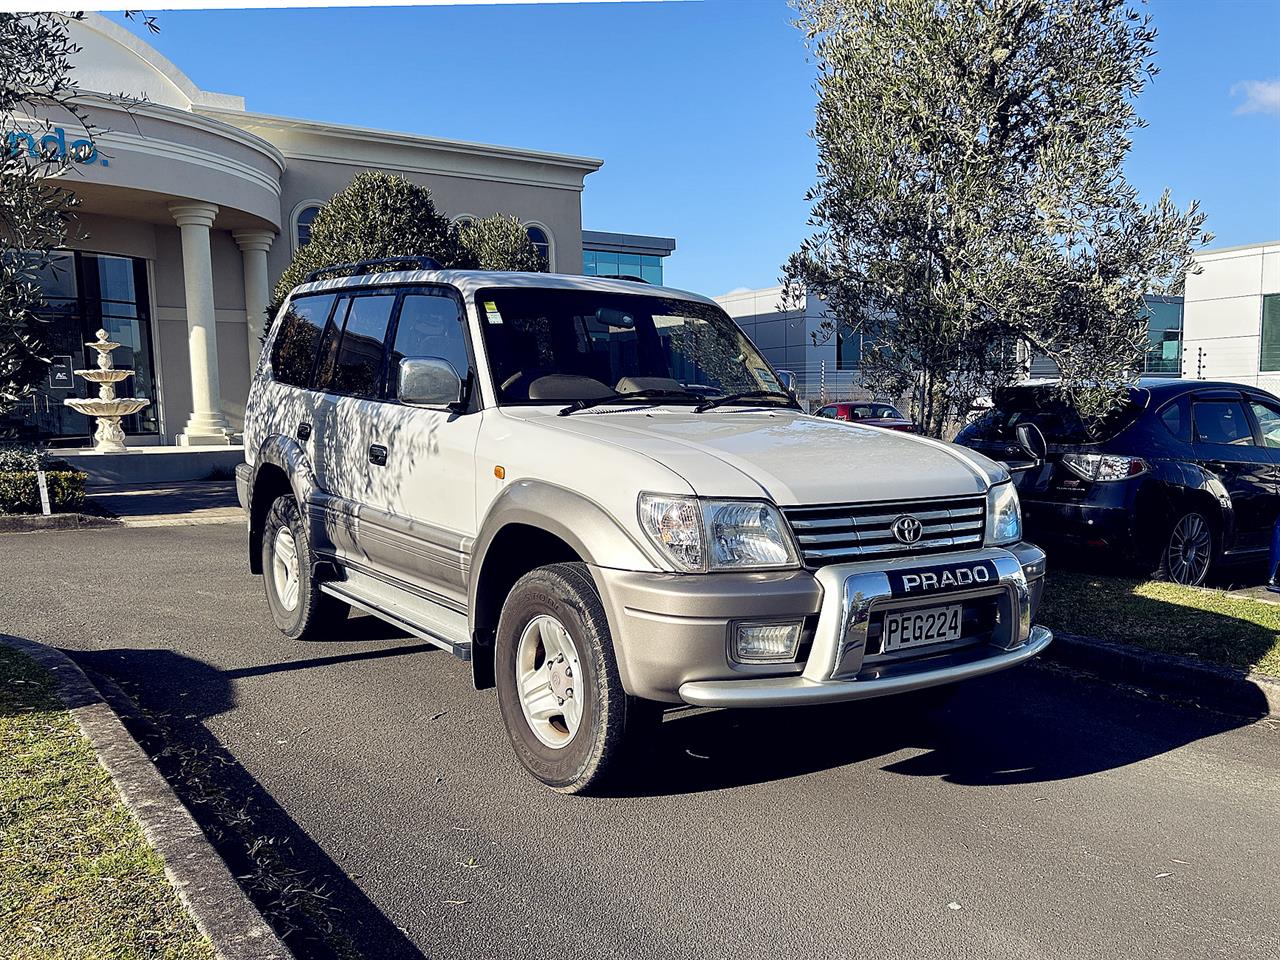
{"left": 468, "top": 480, "right": 659, "bottom": 689}
{"left": 247, "top": 435, "right": 317, "bottom": 574}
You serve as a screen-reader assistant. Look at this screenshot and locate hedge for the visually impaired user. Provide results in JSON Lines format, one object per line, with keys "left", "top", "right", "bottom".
{"left": 0, "top": 470, "right": 86, "bottom": 514}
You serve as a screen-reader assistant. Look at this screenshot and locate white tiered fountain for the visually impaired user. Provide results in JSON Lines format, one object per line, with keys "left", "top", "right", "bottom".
{"left": 64, "top": 329, "right": 151, "bottom": 453}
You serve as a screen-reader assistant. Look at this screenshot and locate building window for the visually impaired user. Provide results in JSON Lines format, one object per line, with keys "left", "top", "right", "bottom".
{"left": 1143, "top": 296, "right": 1183, "bottom": 376}
{"left": 836, "top": 328, "right": 863, "bottom": 370}
{"left": 583, "top": 249, "right": 664, "bottom": 285}
{"left": 0, "top": 251, "right": 159, "bottom": 443}
{"left": 525, "top": 224, "right": 552, "bottom": 269}
{"left": 1262, "top": 294, "right": 1280, "bottom": 373}
{"left": 294, "top": 203, "right": 322, "bottom": 250}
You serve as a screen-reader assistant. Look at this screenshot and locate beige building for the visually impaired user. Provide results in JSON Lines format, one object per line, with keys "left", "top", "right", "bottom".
{"left": 7, "top": 14, "right": 604, "bottom": 447}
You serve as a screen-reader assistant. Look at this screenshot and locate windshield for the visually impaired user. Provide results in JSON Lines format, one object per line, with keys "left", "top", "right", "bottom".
{"left": 474, "top": 287, "right": 785, "bottom": 405}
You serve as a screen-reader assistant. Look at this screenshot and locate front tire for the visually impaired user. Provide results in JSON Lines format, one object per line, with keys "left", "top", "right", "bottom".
{"left": 495, "top": 563, "right": 657, "bottom": 793}
{"left": 261, "top": 494, "right": 348, "bottom": 640}
{"left": 1158, "top": 510, "right": 1216, "bottom": 586}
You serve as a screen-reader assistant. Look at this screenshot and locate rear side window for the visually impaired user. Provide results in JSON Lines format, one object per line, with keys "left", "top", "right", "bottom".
{"left": 1158, "top": 396, "right": 1190, "bottom": 442}
{"left": 387, "top": 291, "right": 469, "bottom": 400}
{"left": 316, "top": 292, "right": 397, "bottom": 398}
{"left": 270, "top": 293, "right": 335, "bottom": 387}
{"left": 1193, "top": 400, "right": 1255, "bottom": 446}
{"left": 1249, "top": 400, "right": 1280, "bottom": 448}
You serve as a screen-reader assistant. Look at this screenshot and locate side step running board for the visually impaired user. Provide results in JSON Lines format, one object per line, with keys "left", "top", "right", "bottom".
{"left": 321, "top": 583, "right": 472, "bottom": 661}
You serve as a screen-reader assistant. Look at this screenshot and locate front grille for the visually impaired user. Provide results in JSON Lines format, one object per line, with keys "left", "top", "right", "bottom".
{"left": 782, "top": 495, "right": 986, "bottom": 567}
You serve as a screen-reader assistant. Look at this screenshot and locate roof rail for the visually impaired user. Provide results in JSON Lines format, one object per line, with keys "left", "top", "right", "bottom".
{"left": 305, "top": 256, "right": 444, "bottom": 284}
{"left": 594, "top": 273, "right": 650, "bottom": 284}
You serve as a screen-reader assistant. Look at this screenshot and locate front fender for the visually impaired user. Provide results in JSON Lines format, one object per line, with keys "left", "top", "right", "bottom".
{"left": 469, "top": 480, "right": 661, "bottom": 614}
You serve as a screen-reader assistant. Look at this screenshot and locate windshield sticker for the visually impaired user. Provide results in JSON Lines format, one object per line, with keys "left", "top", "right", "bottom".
{"left": 483, "top": 301, "right": 504, "bottom": 324}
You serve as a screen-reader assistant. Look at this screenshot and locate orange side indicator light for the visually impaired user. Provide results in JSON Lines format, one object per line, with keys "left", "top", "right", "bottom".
{"left": 494, "top": 465, "right": 506, "bottom": 480}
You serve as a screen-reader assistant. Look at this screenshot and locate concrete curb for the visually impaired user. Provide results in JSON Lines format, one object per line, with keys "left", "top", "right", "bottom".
{"left": 0, "top": 634, "right": 292, "bottom": 960}
{"left": 1043, "top": 631, "right": 1280, "bottom": 719}
{"left": 0, "top": 512, "right": 120, "bottom": 533}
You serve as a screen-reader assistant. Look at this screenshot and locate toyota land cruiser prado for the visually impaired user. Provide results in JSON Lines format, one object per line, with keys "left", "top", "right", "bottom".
{"left": 238, "top": 258, "right": 1052, "bottom": 792}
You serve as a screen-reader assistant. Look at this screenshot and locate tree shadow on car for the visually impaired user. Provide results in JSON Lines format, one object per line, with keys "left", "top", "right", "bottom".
{"left": 605, "top": 663, "right": 1263, "bottom": 798}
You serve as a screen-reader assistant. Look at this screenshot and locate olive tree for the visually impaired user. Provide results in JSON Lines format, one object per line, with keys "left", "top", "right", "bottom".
{"left": 783, "top": 0, "right": 1211, "bottom": 437}
{"left": 274, "top": 173, "right": 547, "bottom": 307}
{"left": 0, "top": 12, "right": 83, "bottom": 415}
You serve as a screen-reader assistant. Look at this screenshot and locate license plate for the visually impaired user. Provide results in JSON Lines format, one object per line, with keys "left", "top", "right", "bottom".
{"left": 881, "top": 604, "right": 963, "bottom": 653}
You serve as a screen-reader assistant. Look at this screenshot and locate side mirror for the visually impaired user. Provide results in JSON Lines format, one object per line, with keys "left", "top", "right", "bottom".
{"left": 1015, "top": 422, "right": 1048, "bottom": 465}
{"left": 398, "top": 357, "right": 465, "bottom": 410}
{"left": 776, "top": 369, "right": 798, "bottom": 396}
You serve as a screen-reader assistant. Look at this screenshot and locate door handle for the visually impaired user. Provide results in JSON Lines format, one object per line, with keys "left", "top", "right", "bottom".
{"left": 296, "top": 421, "right": 312, "bottom": 441}
{"left": 368, "top": 443, "right": 388, "bottom": 466}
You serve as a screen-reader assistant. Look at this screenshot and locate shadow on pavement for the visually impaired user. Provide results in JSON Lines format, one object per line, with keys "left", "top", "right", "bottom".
{"left": 69, "top": 624, "right": 432, "bottom": 960}
{"left": 605, "top": 664, "right": 1263, "bottom": 798}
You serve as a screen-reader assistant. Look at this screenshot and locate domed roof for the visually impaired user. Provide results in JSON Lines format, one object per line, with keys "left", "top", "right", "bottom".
{"left": 67, "top": 13, "right": 244, "bottom": 112}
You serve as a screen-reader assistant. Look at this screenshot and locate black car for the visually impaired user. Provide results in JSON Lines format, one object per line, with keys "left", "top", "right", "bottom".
{"left": 955, "top": 379, "right": 1280, "bottom": 586}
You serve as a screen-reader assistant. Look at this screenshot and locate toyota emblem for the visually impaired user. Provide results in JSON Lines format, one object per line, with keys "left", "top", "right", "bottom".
{"left": 891, "top": 514, "right": 924, "bottom": 545}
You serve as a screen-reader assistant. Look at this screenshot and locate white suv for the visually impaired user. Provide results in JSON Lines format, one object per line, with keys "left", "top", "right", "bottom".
{"left": 238, "top": 258, "right": 1051, "bottom": 792}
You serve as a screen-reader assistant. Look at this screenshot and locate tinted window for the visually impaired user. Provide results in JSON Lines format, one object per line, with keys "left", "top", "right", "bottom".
{"left": 1159, "top": 395, "right": 1190, "bottom": 443}
{"left": 316, "top": 293, "right": 396, "bottom": 398}
{"left": 1249, "top": 400, "right": 1280, "bottom": 448}
{"left": 816, "top": 406, "right": 837, "bottom": 419}
{"left": 388, "top": 292, "right": 469, "bottom": 399}
{"left": 1194, "top": 400, "right": 1254, "bottom": 446}
{"left": 965, "top": 386, "right": 1146, "bottom": 444}
{"left": 271, "top": 293, "right": 335, "bottom": 387}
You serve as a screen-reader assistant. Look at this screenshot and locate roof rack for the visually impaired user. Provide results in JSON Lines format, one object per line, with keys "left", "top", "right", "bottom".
{"left": 305, "top": 256, "right": 443, "bottom": 284}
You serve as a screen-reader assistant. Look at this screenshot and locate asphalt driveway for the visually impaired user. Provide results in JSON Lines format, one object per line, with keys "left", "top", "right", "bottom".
{"left": 2, "top": 523, "right": 1276, "bottom": 960}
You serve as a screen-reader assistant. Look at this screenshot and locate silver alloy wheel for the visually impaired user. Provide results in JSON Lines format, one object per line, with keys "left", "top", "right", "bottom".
{"left": 515, "top": 614, "right": 584, "bottom": 749}
{"left": 1166, "top": 513, "right": 1212, "bottom": 586}
{"left": 271, "top": 525, "right": 301, "bottom": 612}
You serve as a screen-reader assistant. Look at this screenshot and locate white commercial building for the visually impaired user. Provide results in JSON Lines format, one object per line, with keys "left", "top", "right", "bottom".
{"left": 1180, "top": 241, "right": 1280, "bottom": 389}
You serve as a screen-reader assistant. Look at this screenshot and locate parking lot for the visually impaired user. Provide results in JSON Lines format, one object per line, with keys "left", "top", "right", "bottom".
{"left": 0, "top": 521, "right": 1275, "bottom": 959}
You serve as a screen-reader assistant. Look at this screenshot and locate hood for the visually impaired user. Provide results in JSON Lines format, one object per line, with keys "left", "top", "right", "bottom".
{"left": 511, "top": 407, "right": 1006, "bottom": 506}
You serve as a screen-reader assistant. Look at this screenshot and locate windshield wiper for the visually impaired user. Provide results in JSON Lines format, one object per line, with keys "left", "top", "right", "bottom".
{"left": 693, "top": 390, "right": 799, "bottom": 413}
{"left": 558, "top": 388, "right": 703, "bottom": 417}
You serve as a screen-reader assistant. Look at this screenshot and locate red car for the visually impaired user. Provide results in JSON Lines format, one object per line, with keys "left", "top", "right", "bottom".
{"left": 814, "top": 401, "right": 918, "bottom": 433}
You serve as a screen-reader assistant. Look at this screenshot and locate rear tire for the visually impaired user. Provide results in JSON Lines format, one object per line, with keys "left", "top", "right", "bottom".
{"left": 1157, "top": 510, "right": 1216, "bottom": 587}
{"left": 495, "top": 562, "right": 657, "bottom": 794}
{"left": 261, "top": 494, "right": 348, "bottom": 640}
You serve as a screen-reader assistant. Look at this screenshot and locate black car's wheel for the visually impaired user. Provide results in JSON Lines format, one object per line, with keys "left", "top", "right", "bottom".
{"left": 1159, "top": 510, "right": 1215, "bottom": 587}
{"left": 495, "top": 562, "right": 658, "bottom": 794}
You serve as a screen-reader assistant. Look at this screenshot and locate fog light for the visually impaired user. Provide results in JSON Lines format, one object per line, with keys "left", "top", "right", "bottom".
{"left": 732, "top": 621, "right": 803, "bottom": 663}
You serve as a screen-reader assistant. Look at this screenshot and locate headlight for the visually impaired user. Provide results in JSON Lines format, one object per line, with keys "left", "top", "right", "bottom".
{"left": 985, "top": 481, "right": 1022, "bottom": 546}
{"left": 638, "top": 494, "right": 799, "bottom": 572}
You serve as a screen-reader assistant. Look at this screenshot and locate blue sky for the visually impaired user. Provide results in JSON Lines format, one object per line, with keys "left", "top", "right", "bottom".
{"left": 107, "top": 0, "right": 1279, "bottom": 296}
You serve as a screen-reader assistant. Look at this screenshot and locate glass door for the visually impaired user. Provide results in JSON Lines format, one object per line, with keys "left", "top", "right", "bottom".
{"left": 2, "top": 251, "right": 159, "bottom": 444}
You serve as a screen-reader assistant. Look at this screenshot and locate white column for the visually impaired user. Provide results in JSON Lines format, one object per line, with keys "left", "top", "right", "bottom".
{"left": 233, "top": 229, "right": 275, "bottom": 371}
{"left": 169, "top": 201, "right": 231, "bottom": 445}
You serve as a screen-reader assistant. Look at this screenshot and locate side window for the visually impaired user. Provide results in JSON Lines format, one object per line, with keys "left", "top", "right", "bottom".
{"left": 315, "top": 292, "right": 397, "bottom": 398}
{"left": 1158, "top": 395, "right": 1190, "bottom": 443}
{"left": 1193, "top": 400, "right": 1255, "bottom": 446}
{"left": 816, "top": 406, "right": 836, "bottom": 419}
{"left": 1249, "top": 400, "right": 1280, "bottom": 449}
{"left": 387, "top": 291, "right": 469, "bottom": 400}
{"left": 270, "top": 293, "right": 335, "bottom": 387}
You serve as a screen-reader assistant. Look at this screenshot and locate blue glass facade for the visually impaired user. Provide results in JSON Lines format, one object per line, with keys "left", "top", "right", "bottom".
{"left": 583, "top": 249, "right": 664, "bottom": 285}
{"left": 1142, "top": 295, "right": 1183, "bottom": 376}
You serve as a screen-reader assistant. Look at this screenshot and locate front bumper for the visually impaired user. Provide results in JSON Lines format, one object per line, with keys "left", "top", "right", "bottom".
{"left": 595, "top": 542, "right": 1050, "bottom": 706}
{"left": 234, "top": 462, "right": 252, "bottom": 513}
